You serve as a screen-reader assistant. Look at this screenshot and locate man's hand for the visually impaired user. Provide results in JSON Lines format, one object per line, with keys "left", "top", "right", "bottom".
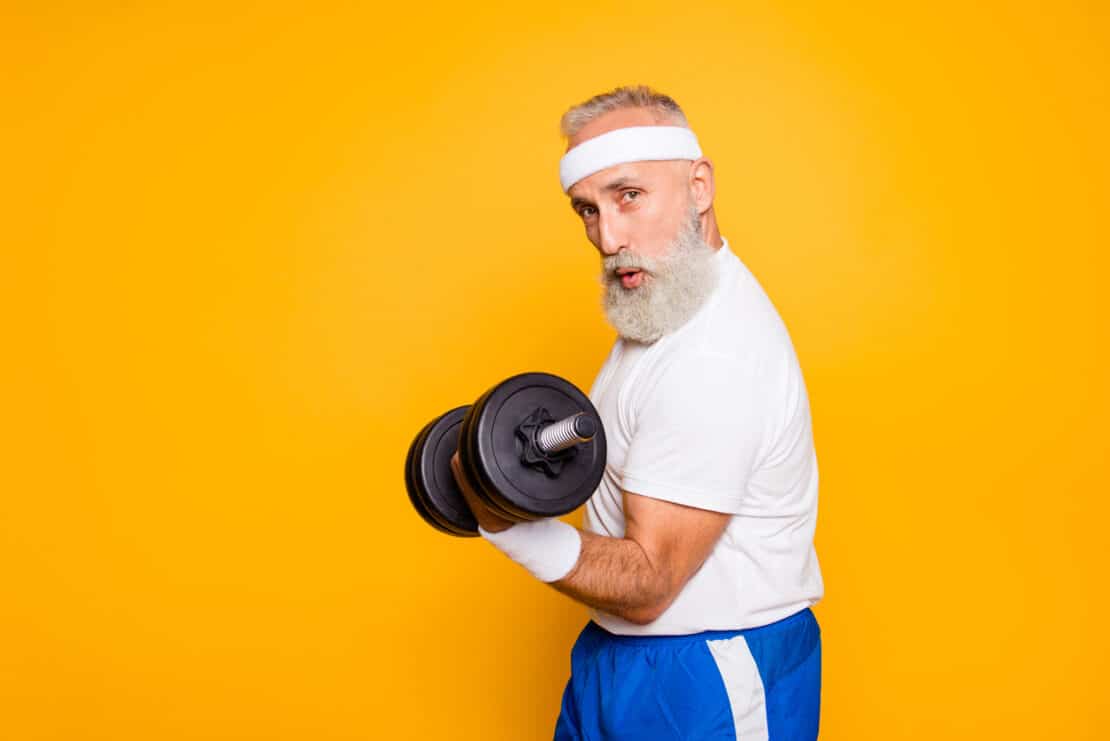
{"left": 449, "top": 450, "right": 515, "bottom": 533}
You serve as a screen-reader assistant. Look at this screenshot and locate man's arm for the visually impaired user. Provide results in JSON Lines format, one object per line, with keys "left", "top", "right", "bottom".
{"left": 551, "top": 491, "right": 730, "bottom": 624}
{"left": 450, "top": 450, "right": 729, "bottom": 625}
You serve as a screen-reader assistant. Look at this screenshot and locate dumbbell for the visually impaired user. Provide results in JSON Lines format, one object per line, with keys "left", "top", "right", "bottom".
{"left": 404, "top": 372, "right": 607, "bottom": 537}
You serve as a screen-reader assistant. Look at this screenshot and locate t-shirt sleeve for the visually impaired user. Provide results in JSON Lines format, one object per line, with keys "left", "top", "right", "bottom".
{"left": 620, "top": 351, "right": 766, "bottom": 515}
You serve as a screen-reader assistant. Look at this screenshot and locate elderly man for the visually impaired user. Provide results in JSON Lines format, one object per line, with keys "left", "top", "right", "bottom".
{"left": 450, "top": 85, "right": 824, "bottom": 740}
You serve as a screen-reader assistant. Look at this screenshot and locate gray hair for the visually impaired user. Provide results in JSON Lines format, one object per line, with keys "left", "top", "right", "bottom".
{"left": 559, "top": 85, "right": 689, "bottom": 139}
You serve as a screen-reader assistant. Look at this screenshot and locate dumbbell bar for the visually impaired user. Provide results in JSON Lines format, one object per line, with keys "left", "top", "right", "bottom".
{"left": 404, "top": 372, "right": 607, "bottom": 537}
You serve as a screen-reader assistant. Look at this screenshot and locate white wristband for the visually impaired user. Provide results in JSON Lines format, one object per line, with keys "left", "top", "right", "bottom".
{"left": 479, "top": 518, "right": 582, "bottom": 583}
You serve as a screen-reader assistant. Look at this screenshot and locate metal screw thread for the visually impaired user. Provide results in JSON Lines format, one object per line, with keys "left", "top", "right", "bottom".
{"left": 536, "top": 412, "right": 597, "bottom": 454}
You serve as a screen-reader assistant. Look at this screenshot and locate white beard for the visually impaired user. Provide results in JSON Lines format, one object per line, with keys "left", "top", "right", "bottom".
{"left": 600, "top": 203, "right": 719, "bottom": 344}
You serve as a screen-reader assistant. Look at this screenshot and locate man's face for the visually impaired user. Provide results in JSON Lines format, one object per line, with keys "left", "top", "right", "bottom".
{"left": 566, "top": 108, "right": 695, "bottom": 269}
{"left": 565, "top": 109, "right": 718, "bottom": 343}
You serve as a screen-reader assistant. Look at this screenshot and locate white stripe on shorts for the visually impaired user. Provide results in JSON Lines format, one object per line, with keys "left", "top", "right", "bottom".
{"left": 705, "top": 635, "right": 769, "bottom": 740}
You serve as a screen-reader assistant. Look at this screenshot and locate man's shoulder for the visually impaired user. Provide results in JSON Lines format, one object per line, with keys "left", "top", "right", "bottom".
{"left": 662, "top": 273, "right": 795, "bottom": 369}
{"left": 710, "top": 259, "right": 796, "bottom": 351}
{"left": 628, "top": 271, "right": 801, "bottom": 408}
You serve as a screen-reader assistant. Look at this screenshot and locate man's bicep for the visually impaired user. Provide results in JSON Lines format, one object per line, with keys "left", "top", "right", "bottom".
{"left": 623, "top": 489, "right": 731, "bottom": 594}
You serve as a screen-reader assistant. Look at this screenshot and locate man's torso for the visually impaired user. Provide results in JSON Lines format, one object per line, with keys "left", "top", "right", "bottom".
{"left": 584, "top": 237, "right": 825, "bottom": 635}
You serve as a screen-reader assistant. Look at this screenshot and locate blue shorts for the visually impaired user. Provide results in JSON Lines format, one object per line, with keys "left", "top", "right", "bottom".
{"left": 554, "top": 608, "right": 821, "bottom": 740}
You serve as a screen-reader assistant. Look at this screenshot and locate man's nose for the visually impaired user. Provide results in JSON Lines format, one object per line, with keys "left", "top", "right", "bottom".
{"left": 597, "top": 213, "right": 626, "bottom": 257}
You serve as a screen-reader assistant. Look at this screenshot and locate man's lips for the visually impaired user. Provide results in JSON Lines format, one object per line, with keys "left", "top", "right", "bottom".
{"left": 616, "top": 268, "right": 645, "bottom": 289}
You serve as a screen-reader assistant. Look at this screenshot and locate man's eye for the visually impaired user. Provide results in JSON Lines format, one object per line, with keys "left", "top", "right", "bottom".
{"left": 622, "top": 191, "right": 640, "bottom": 202}
{"left": 580, "top": 206, "right": 597, "bottom": 218}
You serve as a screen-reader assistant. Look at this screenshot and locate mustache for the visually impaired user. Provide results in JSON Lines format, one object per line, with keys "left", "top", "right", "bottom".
{"left": 602, "top": 251, "right": 659, "bottom": 277}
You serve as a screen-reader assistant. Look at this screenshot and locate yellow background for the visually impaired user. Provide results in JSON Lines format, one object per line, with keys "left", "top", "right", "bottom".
{"left": 3, "top": 1, "right": 1107, "bottom": 738}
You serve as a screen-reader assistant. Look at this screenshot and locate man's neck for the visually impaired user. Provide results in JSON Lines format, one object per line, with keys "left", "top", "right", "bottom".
{"left": 700, "top": 207, "right": 724, "bottom": 249}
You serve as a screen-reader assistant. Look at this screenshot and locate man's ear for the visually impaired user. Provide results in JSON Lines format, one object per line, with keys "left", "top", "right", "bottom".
{"left": 688, "top": 158, "right": 715, "bottom": 214}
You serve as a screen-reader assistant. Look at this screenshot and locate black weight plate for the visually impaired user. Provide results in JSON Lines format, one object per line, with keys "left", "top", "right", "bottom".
{"left": 416, "top": 409, "right": 480, "bottom": 537}
{"left": 469, "top": 372, "right": 606, "bottom": 519}
{"left": 408, "top": 414, "right": 474, "bottom": 536}
{"left": 412, "top": 406, "right": 479, "bottom": 537}
{"left": 406, "top": 408, "right": 479, "bottom": 534}
{"left": 405, "top": 416, "right": 459, "bottom": 535}
{"left": 461, "top": 382, "right": 545, "bottom": 521}
{"left": 410, "top": 416, "right": 479, "bottom": 537}
{"left": 459, "top": 389, "right": 530, "bottom": 524}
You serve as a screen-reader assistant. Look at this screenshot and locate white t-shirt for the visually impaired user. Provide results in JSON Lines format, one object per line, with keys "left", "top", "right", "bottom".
{"left": 584, "top": 236, "right": 824, "bottom": 635}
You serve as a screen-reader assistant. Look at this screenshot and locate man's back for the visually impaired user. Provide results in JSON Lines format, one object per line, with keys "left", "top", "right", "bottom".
{"left": 586, "top": 236, "right": 824, "bottom": 633}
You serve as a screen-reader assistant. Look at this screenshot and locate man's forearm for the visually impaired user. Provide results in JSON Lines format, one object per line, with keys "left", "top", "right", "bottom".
{"left": 551, "top": 529, "right": 672, "bottom": 625}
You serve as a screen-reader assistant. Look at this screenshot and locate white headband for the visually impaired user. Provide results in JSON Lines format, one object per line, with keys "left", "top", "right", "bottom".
{"left": 559, "top": 125, "right": 703, "bottom": 192}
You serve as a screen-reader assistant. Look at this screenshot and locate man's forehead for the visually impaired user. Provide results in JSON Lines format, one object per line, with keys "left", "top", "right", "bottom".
{"left": 567, "top": 161, "right": 674, "bottom": 201}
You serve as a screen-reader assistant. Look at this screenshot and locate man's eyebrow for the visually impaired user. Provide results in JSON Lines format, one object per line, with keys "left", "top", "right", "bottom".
{"left": 569, "top": 177, "right": 642, "bottom": 210}
{"left": 600, "top": 176, "right": 637, "bottom": 192}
